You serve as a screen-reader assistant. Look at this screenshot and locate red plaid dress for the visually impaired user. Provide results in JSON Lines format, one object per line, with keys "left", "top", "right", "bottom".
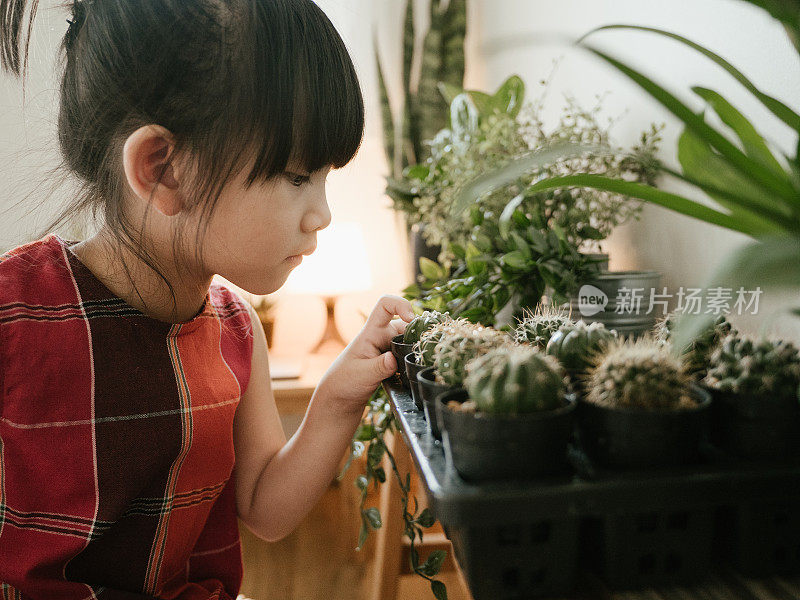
{"left": 0, "top": 234, "right": 253, "bottom": 599}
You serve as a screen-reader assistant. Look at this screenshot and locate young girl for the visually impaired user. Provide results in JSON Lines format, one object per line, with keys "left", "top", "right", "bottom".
{"left": 0, "top": 1, "right": 414, "bottom": 598}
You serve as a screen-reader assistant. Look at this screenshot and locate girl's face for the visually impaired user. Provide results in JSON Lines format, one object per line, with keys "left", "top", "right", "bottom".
{"left": 191, "top": 161, "right": 332, "bottom": 295}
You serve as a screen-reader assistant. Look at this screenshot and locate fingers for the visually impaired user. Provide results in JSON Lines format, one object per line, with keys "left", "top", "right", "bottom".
{"left": 390, "top": 317, "right": 407, "bottom": 336}
{"left": 365, "top": 295, "right": 414, "bottom": 329}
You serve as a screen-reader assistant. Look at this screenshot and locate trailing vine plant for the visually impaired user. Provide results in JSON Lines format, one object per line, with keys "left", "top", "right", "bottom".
{"left": 340, "top": 386, "right": 448, "bottom": 599}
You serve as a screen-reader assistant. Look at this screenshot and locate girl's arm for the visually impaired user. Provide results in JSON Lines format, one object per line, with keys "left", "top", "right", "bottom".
{"left": 233, "top": 295, "right": 414, "bottom": 542}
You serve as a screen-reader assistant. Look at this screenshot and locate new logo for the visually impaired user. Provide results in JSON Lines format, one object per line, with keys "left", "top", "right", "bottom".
{"left": 578, "top": 284, "right": 607, "bottom": 316}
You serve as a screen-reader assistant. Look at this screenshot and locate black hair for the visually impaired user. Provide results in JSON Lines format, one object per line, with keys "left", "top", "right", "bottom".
{"left": 0, "top": 0, "right": 364, "bottom": 315}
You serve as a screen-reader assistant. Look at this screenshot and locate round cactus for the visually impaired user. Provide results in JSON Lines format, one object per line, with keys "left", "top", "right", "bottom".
{"left": 546, "top": 320, "right": 617, "bottom": 373}
{"left": 654, "top": 312, "right": 735, "bottom": 379}
{"left": 586, "top": 337, "right": 694, "bottom": 410}
{"left": 464, "top": 345, "right": 566, "bottom": 414}
{"left": 413, "top": 318, "right": 457, "bottom": 367}
{"left": 403, "top": 310, "right": 449, "bottom": 344}
{"left": 433, "top": 321, "right": 511, "bottom": 387}
{"left": 514, "top": 303, "right": 575, "bottom": 349}
{"left": 704, "top": 333, "right": 800, "bottom": 405}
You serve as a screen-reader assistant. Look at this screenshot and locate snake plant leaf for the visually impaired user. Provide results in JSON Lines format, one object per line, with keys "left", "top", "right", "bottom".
{"left": 440, "top": 0, "right": 466, "bottom": 88}
{"left": 670, "top": 235, "right": 800, "bottom": 351}
{"left": 417, "top": 0, "right": 447, "bottom": 152}
{"left": 492, "top": 75, "right": 525, "bottom": 118}
{"left": 580, "top": 24, "right": 800, "bottom": 134}
{"left": 402, "top": 0, "right": 414, "bottom": 96}
{"left": 677, "top": 125, "right": 795, "bottom": 229}
{"left": 579, "top": 43, "right": 799, "bottom": 202}
{"left": 437, "top": 81, "right": 464, "bottom": 105}
{"left": 375, "top": 38, "right": 396, "bottom": 177}
{"left": 692, "top": 86, "right": 787, "bottom": 178}
{"left": 401, "top": 0, "right": 416, "bottom": 170}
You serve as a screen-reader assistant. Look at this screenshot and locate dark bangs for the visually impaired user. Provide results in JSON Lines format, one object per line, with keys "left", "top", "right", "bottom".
{"left": 240, "top": 0, "right": 365, "bottom": 186}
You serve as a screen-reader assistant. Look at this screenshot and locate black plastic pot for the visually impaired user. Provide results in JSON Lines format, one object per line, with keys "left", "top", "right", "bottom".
{"left": 578, "top": 385, "right": 712, "bottom": 469}
{"left": 439, "top": 389, "right": 577, "bottom": 481}
{"left": 417, "top": 366, "right": 452, "bottom": 440}
{"left": 710, "top": 388, "right": 800, "bottom": 460}
{"left": 390, "top": 334, "right": 414, "bottom": 388}
{"left": 404, "top": 353, "right": 426, "bottom": 411}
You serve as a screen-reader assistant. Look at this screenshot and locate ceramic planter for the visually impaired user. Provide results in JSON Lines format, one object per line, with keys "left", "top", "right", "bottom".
{"left": 391, "top": 334, "right": 415, "bottom": 388}
{"left": 578, "top": 385, "right": 712, "bottom": 469}
{"left": 439, "top": 389, "right": 577, "bottom": 481}
{"left": 404, "top": 353, "right": 427, "bottom": 411}
{"left": 568, "top": 270, "right": 662, "bottom": 337}
{"left": 710, "top": 388, "right": 800, "bottom": 460}
{"left": 417, "top": 366, "right": 453, "bottom": 440}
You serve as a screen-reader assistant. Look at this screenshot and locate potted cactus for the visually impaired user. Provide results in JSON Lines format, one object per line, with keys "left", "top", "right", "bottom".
{"left": 439, "top": 344, "right": 577, "bottom": 480}
{"left": 400, "top": 311, "right": 450, "bottom": 407}
{"left": 654, "top": 312, "right": 735, "bottom": 380}
{"left": 514, "top": 303, "right": 576, "bottom": 350}
{"left": 546, "top": 320, "right": 618, "bottom": 381}
{"left": 703, "top": 333, "right": 800, "bottom": 460}
{"left": 579, "top": 337, "right": 712, "bottom": 469}
{"left": 417, "top": 319, "right": 509, "bottom": 439}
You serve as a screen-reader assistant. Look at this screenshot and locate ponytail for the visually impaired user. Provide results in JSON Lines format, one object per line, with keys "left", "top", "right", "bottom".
{"left": 0, "top": 0, "right": 40, "bottom": 77}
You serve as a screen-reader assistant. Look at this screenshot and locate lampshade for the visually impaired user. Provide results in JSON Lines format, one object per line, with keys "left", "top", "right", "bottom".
{"left": 284, "top": 222, "right": 372, "bottom": 296}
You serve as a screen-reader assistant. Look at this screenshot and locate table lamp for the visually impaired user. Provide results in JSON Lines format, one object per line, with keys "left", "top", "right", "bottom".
{"left": 284, "top": 222, "right": 372, "bottom": 353}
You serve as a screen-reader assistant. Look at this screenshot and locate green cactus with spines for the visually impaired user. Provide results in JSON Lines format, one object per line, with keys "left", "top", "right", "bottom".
{"left": 654, "top": 311, "right": 735, "bottom": 380}
{"left": 413, "top": 316, "right": 469, "bottom": 367}
{"left": 703, "top": 333, "right": 800, "bottom": 405}
{"left": 403, "top": 310, "right": 449, "bottom": 344}
{"left": 376, "top": 0, "right": 467, "bottom": 182}
{"left": 514, "top": 303, "right": 575, "bottom": 349}
{"left": 464, "top": 344, "right": 566, "bottom": 415}
{"left": 433, "top": 320, "right": 511, "bottom": 387}
{"left": 586, "top": 337, "right": 694, "bottom": 410}
{"left": 546, "top": 320, "right": 618, "bottom": 373}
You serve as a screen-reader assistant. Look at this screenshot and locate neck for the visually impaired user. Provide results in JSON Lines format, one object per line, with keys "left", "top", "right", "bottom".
{"left": 69, "top": 228, "right": 213, "bottom": 324}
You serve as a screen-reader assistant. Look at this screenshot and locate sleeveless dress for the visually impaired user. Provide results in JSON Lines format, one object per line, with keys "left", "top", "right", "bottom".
{"left": 0, "top": 234, "right": 254, "bottom": 600}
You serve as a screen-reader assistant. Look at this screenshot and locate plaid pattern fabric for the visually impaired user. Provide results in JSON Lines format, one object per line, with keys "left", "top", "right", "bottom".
{"left": 0, "top": 235, "right": 254, "bottom": 599}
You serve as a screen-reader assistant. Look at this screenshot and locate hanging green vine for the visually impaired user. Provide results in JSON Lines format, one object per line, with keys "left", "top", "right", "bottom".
{"left": 340, "top": 387, "right": 448, "bottom": 600}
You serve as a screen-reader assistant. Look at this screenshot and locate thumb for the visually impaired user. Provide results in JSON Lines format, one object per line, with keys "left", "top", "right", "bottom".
{"left": 374, "top": 351, "right": 397, "bottom": 381}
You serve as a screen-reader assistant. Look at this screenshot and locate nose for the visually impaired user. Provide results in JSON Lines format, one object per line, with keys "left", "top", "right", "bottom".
{"left": 301, "top": 187, "right": 331, "bottom": 233}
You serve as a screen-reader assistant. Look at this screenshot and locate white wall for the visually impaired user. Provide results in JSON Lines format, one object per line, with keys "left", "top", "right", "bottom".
{"left": 474, "top": 0, "right": 800, "bottom": 340}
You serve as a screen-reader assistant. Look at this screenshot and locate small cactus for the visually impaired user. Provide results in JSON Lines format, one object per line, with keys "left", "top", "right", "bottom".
{"left": 704, "top": 333, "right": 800, "bottom": 405}
{"left": 586, "top": 337, "right": 694, "bottom": 410}
{"left": 413, "top": 317, "right": 460, "bottom": 367}
{"left": 514, "top": 303, "right": 575, "bottom": 349}
{"left": 433, "top": 320, "right": 511, "bottom": 387}
{"left": 464, "top": 345, "right": 566, "bottom": 414}
{"left": 403, "top": 310, "right": 449, "bottom": 344}
{"left": 654, "top": 312, "right": 735, "bottom": 379}
{"left": 546, "top": 320, "right": 617, "bottom": 373}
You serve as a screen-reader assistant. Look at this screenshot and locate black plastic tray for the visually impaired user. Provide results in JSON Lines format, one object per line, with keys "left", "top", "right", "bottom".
{"left": 383, "top": 379, "right": 800, "bottom": 598}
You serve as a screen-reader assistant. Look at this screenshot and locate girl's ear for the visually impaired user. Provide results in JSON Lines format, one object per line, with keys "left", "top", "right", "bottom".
{"left": 122, "top": 124, "right": 185, "bottom": 217}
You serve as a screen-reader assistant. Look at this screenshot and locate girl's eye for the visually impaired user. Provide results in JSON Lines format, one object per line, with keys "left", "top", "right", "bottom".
{"left": 285, "top": 172, "right": 311, "bottom": 187}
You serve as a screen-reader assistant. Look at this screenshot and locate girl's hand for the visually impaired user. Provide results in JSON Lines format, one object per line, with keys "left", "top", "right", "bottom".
{"left": 316, "top": 294, "right": 415, "bottom": 416}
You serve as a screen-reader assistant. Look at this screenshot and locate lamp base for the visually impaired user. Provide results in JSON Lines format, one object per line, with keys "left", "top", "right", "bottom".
{"left": 311, "top": 295, "right": 347, "bottom": 354}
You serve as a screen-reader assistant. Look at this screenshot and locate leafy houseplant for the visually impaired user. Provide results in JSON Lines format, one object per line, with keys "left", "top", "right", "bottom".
{"left": 579, "top": 337, "right": 712, "bottom": 468}
{"left": 450, "top": 7, "right": 800, "bottom": 349}
{"left": 703, "top": 333, "right": 800, "bottom": 459}
{"left": 399, "top": 75, "right": 661, "bottom": 326}
{"left": 439, "top": 344, "right": 576, "bottom": 480}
